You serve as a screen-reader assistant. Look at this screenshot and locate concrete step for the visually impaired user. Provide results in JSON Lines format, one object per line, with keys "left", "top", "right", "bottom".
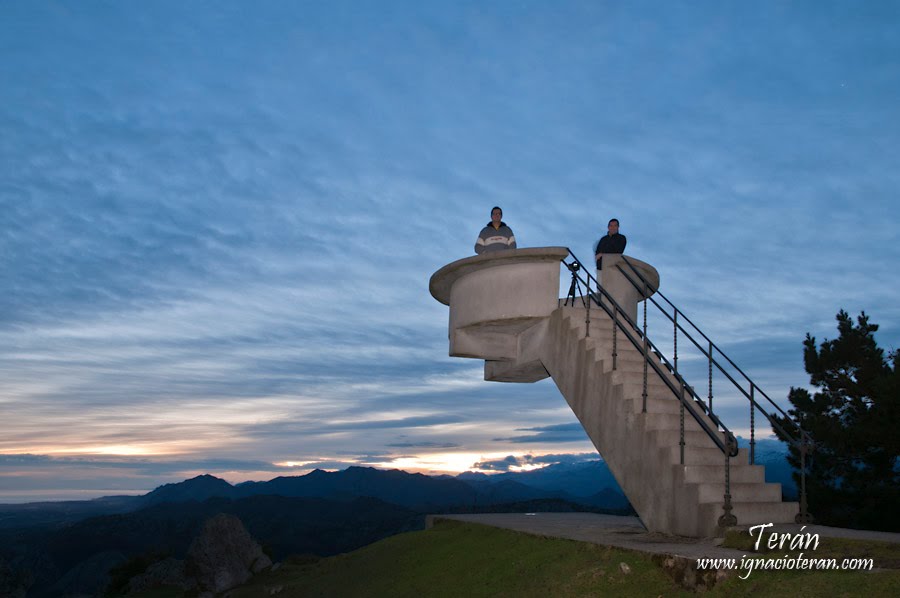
{"left": 626, "top": 394, "right": 689, "bottom": 414}
{"left": 697, "top": 501, "right": 800, "bottom": 536}
{"left": 623, "top": 377, "right": 680, "bottom": 396}
{"left": 584, "top": 341, "right": 660, "bottom": 364}
{"left": 639, "top": 411, "right": 704, "bottom": 433}
{"left": 617, "top": 384, "right": 721, "bottom": 431}
{"left": 636, "top": 396, "right": 684, "bottom": 415}
{"left": 672, "top": 446, "right": 757, "bottom": 467}
{"left": 613, "top": 367, "right": 686, "bottom": 392}
{"left": 618, "top": 395, "right": 688, "bottom": 419}
{"left": 562, "top": 315, "right": 614, "bottom": 336}
{"left": 661, "top": 445, "right": 735, "bottom": 466}
{"left": 648, "top": 427, "right": 724, "bottom": 451}
{"left": 680, "top": 463, "right": 766, "bottom": 484}
{"left": 598, "top": 357, "right": 656, "bottom": 374}
{"left": 694, "top": 481, "right": 783, "bottom": 503}
{"left": 611, "top": 369, "right": 681, "bottom": 392}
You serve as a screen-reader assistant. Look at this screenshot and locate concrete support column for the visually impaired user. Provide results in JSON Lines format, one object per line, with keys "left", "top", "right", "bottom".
{"left": 595, "top": 254, "right": 660, "bottom": 323}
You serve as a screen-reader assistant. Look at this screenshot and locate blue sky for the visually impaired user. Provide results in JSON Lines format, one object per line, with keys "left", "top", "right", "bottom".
{"left": 2, "top": 1, "right": 899, "bottom": 502}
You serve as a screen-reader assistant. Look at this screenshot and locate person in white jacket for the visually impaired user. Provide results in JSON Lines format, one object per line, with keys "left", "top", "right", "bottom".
{"left": 474, "top": 206, "right": 517, "bottom": 254}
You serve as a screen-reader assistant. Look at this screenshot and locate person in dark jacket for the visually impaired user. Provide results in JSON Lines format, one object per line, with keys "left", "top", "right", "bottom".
{"left": 594, "top": 218, "right": 626, "bottom": 269}
{"left": 474, "top": 206, "right": 517, "bottom": 254}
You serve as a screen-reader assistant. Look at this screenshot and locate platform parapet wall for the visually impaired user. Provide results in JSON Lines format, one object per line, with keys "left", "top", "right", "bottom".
{"left": 429, "top": 247, "right": 569, "bottom": 361}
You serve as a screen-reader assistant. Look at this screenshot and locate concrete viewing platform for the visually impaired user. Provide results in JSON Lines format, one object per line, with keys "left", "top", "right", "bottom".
{"left": 429, "top": 248, "right": 798, "bottom": 537}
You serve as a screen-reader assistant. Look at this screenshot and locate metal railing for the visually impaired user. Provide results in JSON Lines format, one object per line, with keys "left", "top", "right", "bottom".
{"left": 561, "top": 250, "right": 740, "bottom": 528}
{"left": 611, "top": 254, "right": 812, "bottom": 524}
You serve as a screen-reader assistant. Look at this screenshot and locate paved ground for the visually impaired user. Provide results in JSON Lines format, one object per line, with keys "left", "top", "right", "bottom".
{"left": 430, "top": 513, "right": 900, "bottom": 561}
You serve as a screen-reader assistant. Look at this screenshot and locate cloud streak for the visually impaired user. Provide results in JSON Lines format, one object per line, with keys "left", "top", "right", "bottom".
{"left": 1, "top": 1, "right": 898, "bottom": 500}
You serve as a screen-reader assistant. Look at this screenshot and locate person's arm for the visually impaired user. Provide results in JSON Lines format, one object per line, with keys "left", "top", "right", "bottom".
{"left": 507, "top": 228, "right": 517, "bottom": 249}
{"left": 475, "top": 231, "right": 485, "bottom": 254}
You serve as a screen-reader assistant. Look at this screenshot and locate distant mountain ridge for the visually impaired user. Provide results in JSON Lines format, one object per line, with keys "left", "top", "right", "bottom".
{"left": 0, "top": 447, "right": 796, "bottom": 530}
{"left": 0, "top": 452, "right": 799, "bottom": 596}
{"left": 137, "top": 465, "right": 629, "bottom": 512}
{"left": 0, "top": 460, "right": 636, "bottom": 529}
{"left": 140, "top": 473, "right": 236, "bottom": 506}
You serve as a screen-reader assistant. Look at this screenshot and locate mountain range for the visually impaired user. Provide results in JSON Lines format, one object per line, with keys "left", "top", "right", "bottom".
{"left": 0, "top": 460, "right": 635, "bottom": 597}
{"left": 0, "top": 449, "right": 799, "bottom": 596}
{"left": 0, "top": 459, "right": 638, "bottom": 530}
{"left": 0, "top": 444, "right": 798, "bottom": 531}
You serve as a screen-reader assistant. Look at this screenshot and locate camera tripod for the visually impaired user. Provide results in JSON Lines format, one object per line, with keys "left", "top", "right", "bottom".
{"left": 564, "top": 261, "right": 587, "bottom": 307}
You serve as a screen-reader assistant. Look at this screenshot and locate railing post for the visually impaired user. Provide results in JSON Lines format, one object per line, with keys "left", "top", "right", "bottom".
{"left": 718, "top": 454, "right": 737, "bottom": 528}
{"left": 642, "top": 282, "right": 648, "bottom": 413}
{"left": 612, "top": 304, "right": 618, "bottom": 371}
{"left": 673, "top": 310, "right": 678, "bottom": 372}
{"left": 675, "top": 311, "right": 684, "bottom": 464}
{"left": 585, "top": 276, "right": 591, "bottom": 338}
{"left": 708, "top": 340, "right": 714, "bottom": 414}
{"left": 679, "top": 385, "right": 685, "bottom": 465}
{"left": 796, "top": 435, "right": 814, "bottom": 524}
{"left": 749, "top": 386, "right": 756, "bottom": 465}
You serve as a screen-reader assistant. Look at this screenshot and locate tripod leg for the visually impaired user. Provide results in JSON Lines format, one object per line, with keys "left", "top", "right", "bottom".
{"left": 565, "top": 273, "right": 578, "bottom": 306}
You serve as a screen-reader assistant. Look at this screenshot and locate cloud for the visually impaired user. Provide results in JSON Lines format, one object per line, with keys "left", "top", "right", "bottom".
{"left": 472, "top": 451, "right": 599, "bottom": 471}
{"left": 386, "top": 442, "right": 461, "bottom": 449}
{"left": 493, "top": 423, "right": 590, "bottom": 444}
{"left": 473, "top": 455, "right": 522, "bottom": 472}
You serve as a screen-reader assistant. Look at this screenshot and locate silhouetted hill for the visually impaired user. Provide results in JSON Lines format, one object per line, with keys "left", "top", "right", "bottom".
{"left": 0, "top": 462, "right": 639, "bottom": 532}
{"left": 583, "top": 488, "right": 632, "bottom": 511}
{"left": 0, "top": 447, "right": 803, "bottom": 596}
{"left": 0, "top": 495, "right": 137, "bottom": 530}
{"left": 235, "top": 466, "right": 479, "bottom": 509}
{"left": 460, "top": 460, "right": 623, "bottom": 497}
{"left": 138, "top": 473, "right": 237, "bottom": 507}
{"left": 463, "top": 478, "right": 553, "bottom": 505}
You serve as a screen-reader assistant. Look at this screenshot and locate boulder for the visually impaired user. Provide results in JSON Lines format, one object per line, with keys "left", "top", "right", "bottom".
{"left": 186, "top": 513, "right": 272, "bottom": 594}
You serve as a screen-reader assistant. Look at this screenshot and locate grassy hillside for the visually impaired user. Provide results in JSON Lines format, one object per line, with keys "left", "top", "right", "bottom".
{"left": 216, "top": 520, "right": 900, "bottom": 598}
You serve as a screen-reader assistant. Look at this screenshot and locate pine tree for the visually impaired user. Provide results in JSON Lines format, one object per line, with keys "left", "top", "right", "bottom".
{"left": 775, "top": 310, "right": 900, "bottom": 531}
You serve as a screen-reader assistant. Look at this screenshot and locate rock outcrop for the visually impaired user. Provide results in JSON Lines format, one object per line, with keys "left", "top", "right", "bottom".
{"left": 185, "top": 513, "right": 272, "bottom": 594}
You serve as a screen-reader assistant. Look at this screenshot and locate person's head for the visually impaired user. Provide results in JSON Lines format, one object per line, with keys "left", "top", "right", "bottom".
{"left": 491, "top": 206, "right": 503, "bottom": 225}
{"left": 607, "top": 218, "right": 620, "bottom": 235}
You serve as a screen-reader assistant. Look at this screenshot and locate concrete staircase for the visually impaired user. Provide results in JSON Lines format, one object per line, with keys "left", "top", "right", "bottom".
{"left": 536, "top": 306, "right": 798, "bottom": 537}
{"left": 430, "top": 248, "right": 799, "bottom": 537}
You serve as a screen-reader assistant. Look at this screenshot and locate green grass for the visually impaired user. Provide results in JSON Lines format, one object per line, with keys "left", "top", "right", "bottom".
{"left": 231, "top": 519, "right": 686, "bottom": 598}
{"left": 710, "top": 568, "right": 900, "bottom": 597}
{"left": 132, "top": 520, "right": 900, "bottom": 597}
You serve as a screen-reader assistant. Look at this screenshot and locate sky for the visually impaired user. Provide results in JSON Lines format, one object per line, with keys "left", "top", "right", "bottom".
{"left": 2, "top": 1, "right": 899, "bottom": 502}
